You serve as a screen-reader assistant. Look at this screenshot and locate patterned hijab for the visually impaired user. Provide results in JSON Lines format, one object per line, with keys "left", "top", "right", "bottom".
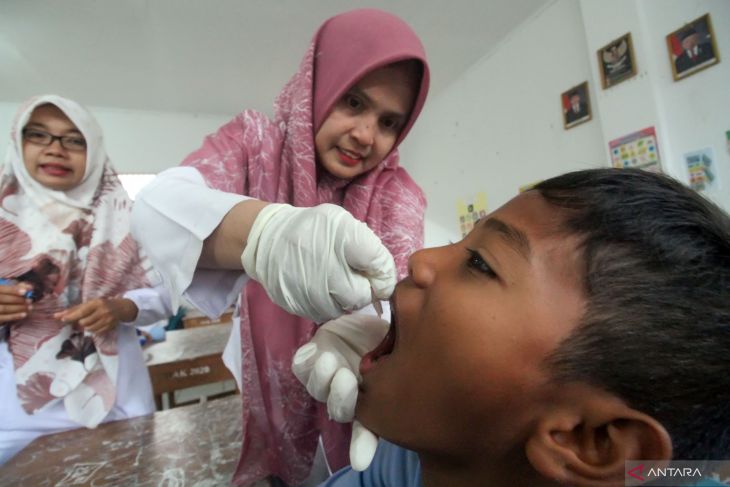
{"left": 183, "top": 9, "right": 429, "bottom": 484}
{"left": 0, "top": 95, "right": 153, "bottom": 428}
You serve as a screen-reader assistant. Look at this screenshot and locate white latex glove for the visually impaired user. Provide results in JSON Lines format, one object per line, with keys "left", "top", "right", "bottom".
{"left": 292, "top": 313, "right": 389, "bottom": 471}
{"left": 242, "top": 203, "right": 396, "bottom": 323}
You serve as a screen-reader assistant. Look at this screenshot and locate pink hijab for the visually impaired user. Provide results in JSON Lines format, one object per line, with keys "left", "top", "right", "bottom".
{"left": 0, "top": 95, "right": 153, "bottom": 427}
{"left": 182, "top": 9, "right": 429, "bottom": 485}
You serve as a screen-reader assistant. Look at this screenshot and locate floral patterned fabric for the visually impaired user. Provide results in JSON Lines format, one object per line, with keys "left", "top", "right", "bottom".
{"left": 0, "top": 95, "right": 153, "bottom": 428}
{"left": 182, "top": 9, "right": 430, "bottom": 486}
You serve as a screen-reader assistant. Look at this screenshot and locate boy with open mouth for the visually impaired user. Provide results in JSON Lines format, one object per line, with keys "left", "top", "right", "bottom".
{"left": 297, "top": 168, "right": 730, "bottom": 487}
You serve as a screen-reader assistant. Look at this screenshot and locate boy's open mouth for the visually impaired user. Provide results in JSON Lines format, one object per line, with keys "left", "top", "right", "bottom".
{"left": 359, "top": 297, "right": 397, "bottom": 376}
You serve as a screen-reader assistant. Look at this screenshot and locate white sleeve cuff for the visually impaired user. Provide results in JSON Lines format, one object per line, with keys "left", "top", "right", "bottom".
{"left": 121, "top": 285, "right": 174, "bottom": 326}
{"left": 131, "top": 166, "right": 250, "bottom": 317}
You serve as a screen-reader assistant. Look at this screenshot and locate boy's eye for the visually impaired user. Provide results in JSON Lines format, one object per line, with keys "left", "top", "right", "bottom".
{"left": 465, "top": 248, "right": 496, "bottom": 278}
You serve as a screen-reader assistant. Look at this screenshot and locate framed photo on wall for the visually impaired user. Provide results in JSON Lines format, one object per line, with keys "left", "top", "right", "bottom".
{"left": 666, "top": 13, "right": 720, "bottom": 81}
{"left": 597, "top": 32, "right": 637, "bottom": 89}
{"left": 561, "top": 81, "right": 591, "bottom": 130}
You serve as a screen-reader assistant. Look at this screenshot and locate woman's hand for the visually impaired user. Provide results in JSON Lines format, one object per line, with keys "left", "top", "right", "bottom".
{"left": 291, "top": 313, "right": 388, "bottom": 471}
{"left": 202, "top": 200, "right": 396, "bottom": 323}
{"left": 242, "top": 203, "right": 397, "bottom": 323}
{"left": 0, "top": 282, "right": 33, "bottom": 323}
{"left": 54, "top": 298, "right": 139, "bottom": 335}
{"left": 0, "top": 281, "right": 33, "bottom": 323}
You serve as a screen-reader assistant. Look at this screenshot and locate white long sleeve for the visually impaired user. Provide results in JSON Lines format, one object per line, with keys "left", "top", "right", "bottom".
{"left": 131, "top": 166, "right": 249, "bottom": 318}
{"left": 121, "top": 285, "right": 173, "bottom": 327}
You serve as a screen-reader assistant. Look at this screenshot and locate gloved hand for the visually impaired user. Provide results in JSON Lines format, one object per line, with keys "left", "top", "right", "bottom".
{"left": 242, "top": 203, "right": 395, "bottom": 323}
{"left": 292, "top": 313, "right": 389, "bottom": 471}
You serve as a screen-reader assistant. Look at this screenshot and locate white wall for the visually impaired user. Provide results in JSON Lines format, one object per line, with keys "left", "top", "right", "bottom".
{"left": 0, "top": 102, "right": 232, "bottom": 174}
{"left": 402, "top": 0, "right": 607, "bottom": 246}
{"left": 581, "top": 0, "right": 730, "bottom": 212}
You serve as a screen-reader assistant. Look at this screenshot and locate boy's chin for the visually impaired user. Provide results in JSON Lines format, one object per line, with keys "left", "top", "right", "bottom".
{"left": 354, "top": 398, "right": 381, "bottom": 435}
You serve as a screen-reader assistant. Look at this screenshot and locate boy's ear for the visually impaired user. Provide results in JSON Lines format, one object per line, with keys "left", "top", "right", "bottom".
{"left": 524, "top": 388, "right": 672, "bottom": 486}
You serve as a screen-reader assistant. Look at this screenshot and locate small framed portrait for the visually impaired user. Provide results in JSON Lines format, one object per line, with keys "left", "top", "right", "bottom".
{"left": 666, "top": 13, "right": 720, "bottom": 81}
{"left": 597, "top": 32, "right": 637, "bottom": 89}
{"left": 561, "top": 81, "right": 591, "bottom": 130}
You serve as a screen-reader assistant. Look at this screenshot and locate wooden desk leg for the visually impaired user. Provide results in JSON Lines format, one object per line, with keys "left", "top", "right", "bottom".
{"left": 155, "top": 394, "right": 163, "bottom": 411}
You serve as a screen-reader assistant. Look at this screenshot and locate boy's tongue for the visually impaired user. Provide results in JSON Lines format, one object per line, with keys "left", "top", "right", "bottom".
{"left": 359, "top": 320, "right": 396, "bottom": 375}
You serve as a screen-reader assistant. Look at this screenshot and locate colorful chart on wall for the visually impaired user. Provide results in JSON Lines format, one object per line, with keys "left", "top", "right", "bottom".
{"left": 608, "top": 127, "right": 662, "bottom": 173}
{"left": 684, "top": 147, "right": 716, "bottom": 192}
{"left": 456, "top": 192, "right": 487, "bottom": 238}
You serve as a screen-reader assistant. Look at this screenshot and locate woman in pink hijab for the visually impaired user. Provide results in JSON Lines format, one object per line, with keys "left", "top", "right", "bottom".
{"left": 132, "top": 8, "right": 429, "bottom": 486}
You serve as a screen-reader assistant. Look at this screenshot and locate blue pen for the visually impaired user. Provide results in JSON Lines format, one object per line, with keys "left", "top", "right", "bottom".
{"left": 0, "top": 278, "right": 37, "bottom": 301}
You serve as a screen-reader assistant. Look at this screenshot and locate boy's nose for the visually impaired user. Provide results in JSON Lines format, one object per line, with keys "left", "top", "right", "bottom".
{"left": 408, "top": 248, "right": 437, "bottom": 288}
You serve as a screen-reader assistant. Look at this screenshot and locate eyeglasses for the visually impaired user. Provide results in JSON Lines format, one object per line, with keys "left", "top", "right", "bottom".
{"left": 22, "top": 128, "right": 87, "bottom": 151}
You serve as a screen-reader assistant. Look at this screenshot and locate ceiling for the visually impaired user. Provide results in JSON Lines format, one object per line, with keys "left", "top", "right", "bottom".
{"left": 1, "top": 0, "right": 551, "bottom": 116}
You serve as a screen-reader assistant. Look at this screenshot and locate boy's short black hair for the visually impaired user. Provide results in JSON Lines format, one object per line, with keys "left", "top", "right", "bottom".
{"left": 534, "top": 168, "right": 730, "bottom": 459}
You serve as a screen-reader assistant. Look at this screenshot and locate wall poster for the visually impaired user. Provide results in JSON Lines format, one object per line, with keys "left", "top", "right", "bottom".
{"left": 609, "top": 126, "right": 662, "bottom": 173}
{"left": 456, "top": 192, "right": 487, "bottom": 238}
